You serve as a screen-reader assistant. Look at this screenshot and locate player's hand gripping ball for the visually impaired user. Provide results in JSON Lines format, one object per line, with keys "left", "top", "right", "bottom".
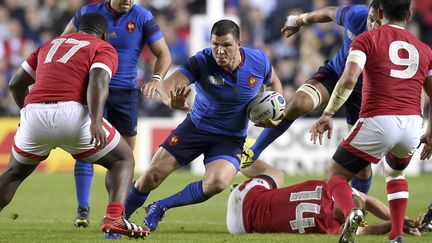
{"left": 247, "top": 91, "right": 286, "bottom": 123}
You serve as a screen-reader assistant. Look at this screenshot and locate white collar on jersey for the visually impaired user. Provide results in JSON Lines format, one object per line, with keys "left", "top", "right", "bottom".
{"left": 388, "top": 24, "right": 405, "bottom": 29}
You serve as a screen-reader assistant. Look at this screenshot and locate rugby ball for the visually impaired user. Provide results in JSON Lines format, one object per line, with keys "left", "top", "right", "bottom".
{"left": 247, "top": 91, "right": 286, "bottom": 123}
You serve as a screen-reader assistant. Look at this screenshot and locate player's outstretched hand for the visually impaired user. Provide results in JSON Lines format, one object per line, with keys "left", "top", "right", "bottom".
{"left": 420, "top": 131, "right": 432, "bottom": 146}
{"left": 140, "top": 80, "right": 162, "bottom": 99}
{"left": 90, "top": 121, "right": 106, "bottom": 149}
{"left": 310, "top": 113, "right": 333, "bottom": 145}
{"left": 281, "top": 15, "right": 301, "bottom": 38}
{"left": 254, "top": 119, "right": 279, "bottom": 128}
{"left": 170, "top": 85, "right": 192, "bottom": 111}
{"left": 420, "top": 132, "right": 432, "bottom": 160}
{"left": 403, "top": 217, "right": 421, "bottom": 236}
{"left": 281, "top": 25, "right": 300, "bottom": 38}
{"left": 420, "top": 144, "right": 432, "bottom": 160}
{"left": 254, "top": 113, "right": 284, "bottom": 128}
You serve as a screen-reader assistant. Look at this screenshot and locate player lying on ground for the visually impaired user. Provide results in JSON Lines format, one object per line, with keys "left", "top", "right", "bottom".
{"left": 229, "top": 158, "right": 422, "bottom": 236}
{"left": 0, "top": 13, "right": 149, "bottom": 239}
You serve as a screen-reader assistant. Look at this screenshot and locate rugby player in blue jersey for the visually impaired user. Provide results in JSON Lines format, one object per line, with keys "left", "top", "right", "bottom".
{"left": 241, "top": 1, "right": 382, "bottom": 194}
{"left": 125, "top": 19, "right": 284, "bottom": 231}
{"left": 62, "top": 0, "right": 172, "bottom": 228}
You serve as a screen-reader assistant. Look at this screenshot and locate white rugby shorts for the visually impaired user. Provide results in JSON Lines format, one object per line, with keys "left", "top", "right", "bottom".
{"left": 226, "top": 178, "right": 272, "bottom": 234}
{"left": 12, "top": 101, "right": 120, "bottom": 165}
{"left": 340, "top": 115, "right": 422, "bottom": 163}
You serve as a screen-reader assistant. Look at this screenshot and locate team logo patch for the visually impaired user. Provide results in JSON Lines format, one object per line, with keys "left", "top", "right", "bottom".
{"left": 168, "top": 135, "right": 180, "bottom": 147}
{"left": 248, "top": 76, "right": 257, "bottom": 88}
{"left": 126, "top": 21, "right": 135, "bottom": 32}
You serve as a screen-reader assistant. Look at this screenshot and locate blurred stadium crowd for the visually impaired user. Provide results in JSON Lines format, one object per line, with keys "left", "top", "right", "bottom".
{"left": 0, "top": 0, "right": 431, "bottom": 117}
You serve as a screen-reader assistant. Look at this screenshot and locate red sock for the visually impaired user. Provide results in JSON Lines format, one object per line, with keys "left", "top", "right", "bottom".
{"left": 106, "top": 202, "right": 126, "bottom": 218}
{"left": 327, "top": 175, "right": 355, "bottom": 218}
{"left": 387, "top": 179, "right": 408, "bottom": 240}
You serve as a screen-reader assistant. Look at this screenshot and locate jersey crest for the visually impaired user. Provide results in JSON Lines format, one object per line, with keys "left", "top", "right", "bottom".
{"left": 126, "top": 21, "right": 136, "bottom": 32}
{"left": 248, "top": 76, "right": 257, "bottom": 88}
{"left": 168, "top": 134, "right": 180, "bottom": 146}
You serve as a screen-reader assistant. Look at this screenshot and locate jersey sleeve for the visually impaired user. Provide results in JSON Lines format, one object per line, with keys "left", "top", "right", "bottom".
{"left": 72, "top": 6, "right": 89, "bottom": 31}
{"left": 262, "top": 51, "right": 272, "bottom": 85}
{"left": 428, "top": 47, "right": 432, "bottom": 78}
{"left": 21, "top": 47, "right": 40, "bottom": 79}
{"left": 90, "top": 43, "right": 119, "bottom": 79}
{"left": 178, "top": 51, "right": 205, "bottom": 84}
{"left": 140, "top": 9, "right": 163, "bottom": 45}
{"left": 336, "top": 4, "right": 368, "bottom": 29}
{"left": 350, "top": 32, "right": 372, "bottom": 57}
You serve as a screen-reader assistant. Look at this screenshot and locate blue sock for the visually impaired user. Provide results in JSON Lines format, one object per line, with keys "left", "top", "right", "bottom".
{"left": 158, "top": 181, "right": 209, "bottom": 210}
{"left": 250, "top": 119, "right": 294, "bottom": 159}
{"left": 125, "top": 183, "right": 149, "bottom": 219}
{"left": 351, "top": 174, "right": 373, "bottom": 194}
{"left": 74, "top": 160, "right": 94, "bottom": 208}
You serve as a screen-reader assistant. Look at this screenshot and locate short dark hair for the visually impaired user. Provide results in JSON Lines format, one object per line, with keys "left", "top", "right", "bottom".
{"left": 379, "top": 0, "right": 411, "bottom": 21}
{"left": 210, "top": 19, "right": 240, "bottom": 40}
{"left": 370, "top": 0, "right": 380, "bottom": 10}
{"left": 77, "top": 12, "right": 108, "bottom": 37}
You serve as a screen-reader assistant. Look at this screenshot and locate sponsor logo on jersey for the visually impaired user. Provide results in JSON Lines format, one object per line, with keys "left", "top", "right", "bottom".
{"left": 126, "top": 21, "right": 136, "bottom": 32}
{"left": 248, "top": 76, "right": 257, "bottom": 88}
{"left": 208, "top": 75, "right": 225, "bottom": 85}
{"left": 168, "top": 134, "right": 180, "bottom": 147}
{"left": 346, "top": 29, "right": 356, "bottom": 41}
{"left": 109, "top": 32, "right": 117, "bottom": 39}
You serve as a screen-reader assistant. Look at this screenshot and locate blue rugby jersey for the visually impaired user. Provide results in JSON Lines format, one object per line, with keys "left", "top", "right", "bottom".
{"left": 179, "top": 48, "right": 272, "bottom": 137}
{"left": 73, "top": 2, "right": 163, "bottom": 89}
{"left": 327, "top": 4, "right": 368, "bottom": 77}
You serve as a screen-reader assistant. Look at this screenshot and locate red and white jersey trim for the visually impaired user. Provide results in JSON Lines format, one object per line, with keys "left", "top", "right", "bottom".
{"left": 21, "top": 61, "right": 35, "bottom": 79}
{"left": 90, "top": 62, "right": 113, "bottom": 79}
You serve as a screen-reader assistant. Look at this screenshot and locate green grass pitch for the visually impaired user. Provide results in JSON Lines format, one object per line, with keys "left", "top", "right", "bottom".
{"left": 1, "top": 169, "right": 432, "bottom": 243}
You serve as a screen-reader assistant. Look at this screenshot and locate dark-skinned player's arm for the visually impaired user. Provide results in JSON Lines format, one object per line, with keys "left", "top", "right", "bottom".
{"left": 419, "top": 76, "right": 432, "bottom": 160}
{"left": 9, "top": 67, "right": 35, "bottom": 109}
{"left": 86, "top": 68, "right": 111, "bottom": 149}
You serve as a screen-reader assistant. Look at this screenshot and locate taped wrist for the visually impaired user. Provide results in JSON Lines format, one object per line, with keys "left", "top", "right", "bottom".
{"left": 151, "top": 73, "right": 163, "bottom": 82}
{"left": 324, "top": 82, "right": 352, "bottom": 115}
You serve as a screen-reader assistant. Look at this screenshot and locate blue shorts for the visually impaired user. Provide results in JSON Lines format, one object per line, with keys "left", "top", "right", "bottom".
{"left": 104, "top": 88, "right": 139, "bottom": 136}
{"left": 309, "top": 63, "right": 362, "bottom": 125}
{"left": 161, "top": 115, "right": 245, "bottom": 169}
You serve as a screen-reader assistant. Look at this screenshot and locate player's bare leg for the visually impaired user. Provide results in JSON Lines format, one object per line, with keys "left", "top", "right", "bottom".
{"left": 144, "top": 158, "right": 237, "bottom": 231}
{"left": 96, "top": 138, "right": 150, "bottom": 239}
{"left": 285, "top": 79, "right": 330, "bottom": 120}
{"left": 0, "top": 156, "right": 38, "bottom": 211}
{"left": 241, "top": 159, "right": 285, "bottom": 188}
{"left": 202, "top": 160, "right": 237, "bottom": 196}
{"left": 122, "top": 135, "right": 136, "bottom": 150}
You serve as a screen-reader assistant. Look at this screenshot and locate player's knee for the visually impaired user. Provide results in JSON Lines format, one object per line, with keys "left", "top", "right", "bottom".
{"left": 383, "top": 160, "right": 405, "bottom": 182}
{"left": 356, "top": 165, "right": 372, "bottom": 180}
{"left": 202, "top": 178, "right": 229, "bottom": 196}
{"left": 138, "top": 166, "right": 169, "bottom": 192}
{"left": 292, "top": 84, "right": 322, "bottom": 113}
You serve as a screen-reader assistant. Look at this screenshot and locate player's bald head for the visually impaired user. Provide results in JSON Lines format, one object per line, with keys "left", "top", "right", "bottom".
{"left": 379, "top": 0, "right": 411, "bottom": 22}
{"left": 211, "top": 19, "right": 240, "bottom": 41}
{"left": 78, "top": 13, "right": 108, "bottom": 38}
